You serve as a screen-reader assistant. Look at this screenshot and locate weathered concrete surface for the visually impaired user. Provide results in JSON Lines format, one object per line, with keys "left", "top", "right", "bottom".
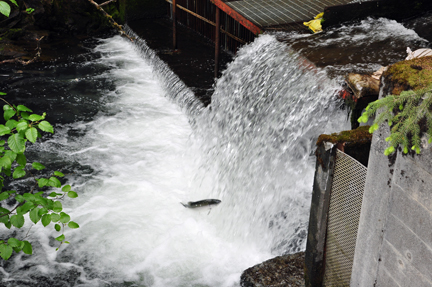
{"left": 351, "top": 79, "right": 432, "bottom": 286}
{"left": 304, "top": 144, "right": 336, "bottom": 287}
{"left": 240, "top": 252, "right": 305, "bottom": 287}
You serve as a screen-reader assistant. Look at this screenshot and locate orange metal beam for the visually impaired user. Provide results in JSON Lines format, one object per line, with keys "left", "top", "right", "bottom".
{"left": 210, "top": 0, "right": 262, "bottom": 35}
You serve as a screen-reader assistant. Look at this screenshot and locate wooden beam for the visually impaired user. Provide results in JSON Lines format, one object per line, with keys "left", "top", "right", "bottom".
{"left": 210, "top": 0, "right": 262, "bottom": 35}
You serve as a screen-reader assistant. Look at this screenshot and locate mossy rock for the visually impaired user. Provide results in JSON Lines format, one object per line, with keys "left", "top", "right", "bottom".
{"left": 384, "top": 55, "right": 432, "bottom": 95}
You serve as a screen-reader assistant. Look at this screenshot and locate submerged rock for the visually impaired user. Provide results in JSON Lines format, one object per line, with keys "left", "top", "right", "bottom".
{"left": 240, "top": 252, "right": 305, "bottom": 287}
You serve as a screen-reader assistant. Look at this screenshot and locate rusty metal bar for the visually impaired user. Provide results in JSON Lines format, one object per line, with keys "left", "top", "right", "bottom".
{"left": 215, "top": 6, "right": 220, "bottom": 78}
{"left": 210, "top": 0, "right": 262, "bottom": 35}
{"left": 166, "top": 0, "right": 246, "bottom": 44}
{"left": 172, "top": 0, "right": 177, "bottom": 50}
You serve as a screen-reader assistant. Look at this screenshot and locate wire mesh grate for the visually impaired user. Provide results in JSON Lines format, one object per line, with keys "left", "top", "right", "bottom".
{"left": 323, "top": 149, "right": 367, "bottom": 286}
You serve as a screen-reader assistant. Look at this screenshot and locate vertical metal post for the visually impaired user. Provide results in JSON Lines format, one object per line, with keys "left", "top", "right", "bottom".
{"left": 214, "top": 6, "right": 220, "bottom": 79}
{"left": 173, "top": 0, "right": 177, "bottom": 50}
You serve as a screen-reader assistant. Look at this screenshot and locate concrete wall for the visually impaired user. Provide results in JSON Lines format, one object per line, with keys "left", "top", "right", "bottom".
{"left": 351, "top": 117, "right": 432, "bottom": 286}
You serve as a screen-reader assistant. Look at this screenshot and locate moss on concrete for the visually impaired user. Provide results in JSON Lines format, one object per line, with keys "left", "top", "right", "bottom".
{"left": 384, "top": 55, "right": 432, "bottom": 95}
{"left": 316, "top": 126, "right": 372, "bottom": 166}
{"left": 316, "top": 126, "right": 372, "bottom": 147}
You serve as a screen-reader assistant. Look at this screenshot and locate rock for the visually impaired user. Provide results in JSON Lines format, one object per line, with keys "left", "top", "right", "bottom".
{"left": 345, "top": 73, "right": 380, "bottom": 99}
{"left": 240, "top": 252, "right": 305, "bottom": 287}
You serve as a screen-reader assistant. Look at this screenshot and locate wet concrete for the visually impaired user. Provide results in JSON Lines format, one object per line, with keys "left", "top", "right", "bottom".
{"left": 128, "top": 17, "right": 233, "bottom": 106}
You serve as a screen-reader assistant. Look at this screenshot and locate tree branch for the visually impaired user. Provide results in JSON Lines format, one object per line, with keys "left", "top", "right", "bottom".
{"left": 0, "top": 36, "right": 44, "bottom": 66}
{"left": 99, "top": 0, "right": 117, "bottom": 6}
{"left": 86, "top": 0, "right": 135, "bottom": 42}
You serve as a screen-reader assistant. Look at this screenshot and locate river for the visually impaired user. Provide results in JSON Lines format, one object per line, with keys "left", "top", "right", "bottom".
{"left": 0, "top": 15, "right": 430, "bottom": 287}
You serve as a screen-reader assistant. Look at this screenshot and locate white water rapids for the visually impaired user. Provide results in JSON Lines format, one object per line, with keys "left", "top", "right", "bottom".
{"left": 0, "top": 33, "right": 349, "bottom": 286}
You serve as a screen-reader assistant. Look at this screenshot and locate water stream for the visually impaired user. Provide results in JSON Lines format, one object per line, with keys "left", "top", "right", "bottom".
{"left": 0, "top": 16, "right": 429, "bottom": 287}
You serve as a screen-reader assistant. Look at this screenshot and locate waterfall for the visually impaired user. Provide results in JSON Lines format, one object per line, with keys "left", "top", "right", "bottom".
{"left": 0, "top": 31, "right": 348, "bottom": 286}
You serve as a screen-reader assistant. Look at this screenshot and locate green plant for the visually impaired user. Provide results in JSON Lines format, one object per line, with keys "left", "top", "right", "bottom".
{"left": 0, "top": 0, "right": 17, "bottom": 17}
{"left": 358, "top": 84, "right": 432, "bottom": 155}
{"left": 25, "top": 7, "right": 34, "bottom": 14}
{"left": 0, "top": 94, "right": 79, "bottom": 260}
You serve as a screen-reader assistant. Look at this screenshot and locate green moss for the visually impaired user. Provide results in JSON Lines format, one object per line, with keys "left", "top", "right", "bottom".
{"left": 316, "top": 126, "right": 372, "bottom": 147}
{"left": 384, "top": 56, "right": 432, "bottom": 94}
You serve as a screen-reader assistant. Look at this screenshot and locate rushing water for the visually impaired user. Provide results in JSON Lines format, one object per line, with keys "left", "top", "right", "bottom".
{"left": 0, "top": 15, "right": 429, "bottom": 287}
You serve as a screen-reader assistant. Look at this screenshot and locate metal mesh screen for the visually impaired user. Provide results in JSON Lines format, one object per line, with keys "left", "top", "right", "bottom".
{"left": 323, "top": 149, "right": 367, "bottom": 286}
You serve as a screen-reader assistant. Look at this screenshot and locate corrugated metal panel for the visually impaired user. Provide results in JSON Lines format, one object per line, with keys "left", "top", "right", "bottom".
{"left": 224, "top": 0, "right": 353, "bottom": 29}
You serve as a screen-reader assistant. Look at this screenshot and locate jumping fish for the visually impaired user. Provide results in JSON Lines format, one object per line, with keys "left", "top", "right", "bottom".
{"left": 181, "top": 199, "right": 221, "bottom": 208}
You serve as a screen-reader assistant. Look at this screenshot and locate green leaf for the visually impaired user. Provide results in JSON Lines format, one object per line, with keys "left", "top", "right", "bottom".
{"left": 29, "top": 207, "right": 41, "bottom": 224}
{"left": 0, "top": 243, "right": 13, "bottom": 260}
{"left": 22, "top": 193, "right": 34, "bottom": 201}
{"left": 16, "top": 105, "right": 32, "bottom": 112}
{"left": 48, "top": 177, "right": 61, "bottom": 188}
{"left": 0, "top": 214, "right": 9, "bottom": 224}
{"left": 38, "top": 207, "right": 48, "bottom": 216}
{"left": 0, "top": 192, "right": 9, "bottom": 201}
{"left": 38, "top": 121, "right": 53, "bottom": 133}
{"left": 13, "top": 165, "right": 26, "bottom": 179}
{"left": 16, "top": 121, "right": 29, "bottom": 132}
{"left": 3, "top": 104, "right": 14, "bottom": 119}
{"left": 22, "top": 241, "right": 32, "bottom": 255}
{"left": 5, "top": 119, "right": 17, "bottom": 130}
{"left": 37, "top": 178, "right": 49, "bottom": 188}
{"left": 48, "top": 192, "right": 61, "bottom": 197}
{"left": 51, "top": 213, "right": 60, "bottom": 222}
{"left": 0, "top": 125, "right": 11, "bottom": 136}
{"left": 0, "top": 156, "right": 12, "bottom": 170}
{"left": 10, "top": 214, "right": 24, "bottom": 228}
{"left": 67, "top": 191, "right": 78, "bottom": 198}
{"left": 28, "top": 114, "right": 43, "bottom": 122}
{"left": 16, "top": 201, "right": 33, "bottom": 215}
{"left": 5, "top": 221, "right": 11, "bottom": 229}
{"left": 16, "top": 153, "right": 26, "bottom": 166}
{"left": 45, "top": 199, "right": 54, "bottom": 210}
{"left": 32, "top": 162, "right": 45, "bottom": 170}
{"left": 52, "top": 201, "right": 62, "bottom": 213}
{"left": 68, "top": 221, "right": 79, "bottom": 229}
{"left": 25, "top": 127, "right": 38, "bottom": 143}
{"left": 34, "top": 195, "right": 47, "bottom": 206}
{"left": 55, "top": 234, "right": 65, "bottom": 242}
{"left": 4, "top": 150, "right": 16, "bottom": 162}
{"left": 14, "top": 194, "right": 24, "bottom": 203}
{"left": 62, "top": 185, "right": 71, "bottom": 192}
{"left": 41, "top": 214, "right": 51, "bottom": 227}
{"left": 59, "top": 212, "right": 70, "bottom": 223}
{"left": 20, "top": 112, "right": 29, "bottom": 120}
{"left": 54, "top": 171, "right": 64, "bottom": 177}
{"left": 7, "top": 238, "right": 21, "bottom": 248}
{"left": 0, "top": 207, "right": 9, "bottom": 214}
{"left": 8, "top": 133, "right": 25, "bottom": 154}
{"left": 54, "top": 223, "right": 61, "bottom": 231}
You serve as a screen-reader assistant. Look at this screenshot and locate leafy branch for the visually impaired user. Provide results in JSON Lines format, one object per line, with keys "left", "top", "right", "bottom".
{"left": 0, "top": 94, "right": 79, "bottom": 260}
{"left": 358, "top": 84, "right": 432, "bottom": 155}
